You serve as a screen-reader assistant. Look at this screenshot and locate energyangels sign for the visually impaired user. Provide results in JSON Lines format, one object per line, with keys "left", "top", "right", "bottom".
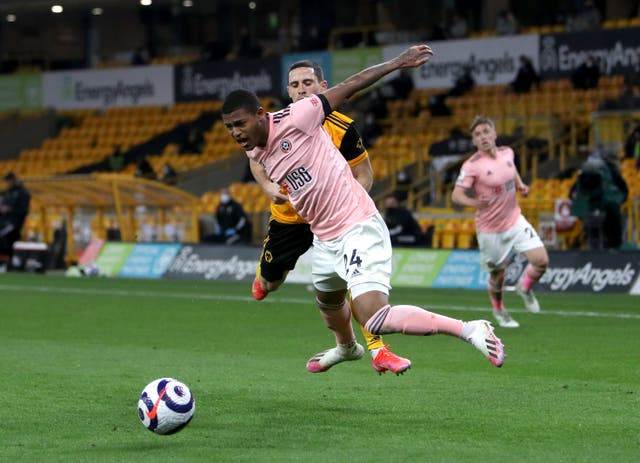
{"left": 384, "top": 34, "right": 539, "bottom": 88}
{"left": 42, "top": 65, "right": 174, "bottom": 109}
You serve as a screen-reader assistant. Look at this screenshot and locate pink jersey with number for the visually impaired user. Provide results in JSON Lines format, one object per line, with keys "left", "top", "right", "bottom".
{"left": 246, "top": 94, "right": 377, "bottom": 241}
{"left": 456, "top": 146, "right": 521, "bottom": 233}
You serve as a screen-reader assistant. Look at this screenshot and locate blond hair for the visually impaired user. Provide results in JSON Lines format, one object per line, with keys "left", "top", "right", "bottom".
{"left": 469, "top": 115, "right": 495, "bottom": 134}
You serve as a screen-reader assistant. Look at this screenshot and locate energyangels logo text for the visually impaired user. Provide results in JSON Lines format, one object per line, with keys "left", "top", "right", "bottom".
{"left": 61, "top": 76, "right": 155, "bottom": 105}
{"left": 540, "top": 36, "right": 640, "bottom": 74}
{"left": 540, "top": 262, "right": 636, "bottom": 291}
{"left": 180, "top": 67, "right": 273, "bottom": 98}
{"left": 168, "top": 247, "right": 256, "bottom": 280}
{"left": 418, "top": 52, "right": 517, "bottom": 82}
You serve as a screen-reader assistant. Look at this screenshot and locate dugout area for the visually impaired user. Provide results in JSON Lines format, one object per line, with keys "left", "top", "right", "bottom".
{"left": 22, "top": 174, "right": 201, "bottom": 259}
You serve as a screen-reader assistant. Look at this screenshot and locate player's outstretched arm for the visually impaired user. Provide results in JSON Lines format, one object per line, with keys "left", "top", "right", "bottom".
{"left": 321, "top": 44, "right": 433, "bottom": 111}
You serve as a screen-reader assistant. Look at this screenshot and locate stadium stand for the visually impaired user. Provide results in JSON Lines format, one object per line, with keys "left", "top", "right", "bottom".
{"left": 0, "top": 0, "right": 639, "bottom": 259}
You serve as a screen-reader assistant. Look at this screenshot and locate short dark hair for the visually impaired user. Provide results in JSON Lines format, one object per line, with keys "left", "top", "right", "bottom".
{"left": 288, "top": 60, "right": 324, "bottom": 82}
{"left": 3, "top": 172, "right": 16, "bottom": 181}
{"left": 221, "top": 89, "right": 261, "bottom": 115}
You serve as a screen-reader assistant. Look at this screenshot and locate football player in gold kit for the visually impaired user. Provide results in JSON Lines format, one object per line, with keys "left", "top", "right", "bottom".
{"left": 249, "top": 60, "right": 411, "bottom": 375}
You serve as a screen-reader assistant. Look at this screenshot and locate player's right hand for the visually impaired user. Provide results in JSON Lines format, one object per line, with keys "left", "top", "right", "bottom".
{"left": 263, "top": 181, "right": 288, "bottom": 204}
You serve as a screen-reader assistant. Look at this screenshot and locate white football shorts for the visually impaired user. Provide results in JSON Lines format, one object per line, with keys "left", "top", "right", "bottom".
{"left": 312, "top": 213, "right": 392, "bottom": 299}
{"left": 477, "top": 214, "right": 544, "bottom": 271}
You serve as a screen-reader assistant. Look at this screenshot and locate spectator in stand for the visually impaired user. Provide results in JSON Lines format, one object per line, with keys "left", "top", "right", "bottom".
{"left": 509, "top": 55, "right": 541, "bottom": 94}
{"left": 135, "top": 156, "right": 157, "bottom": 180}
{"left": 429, "top": 24, "right": 447, "bottom": 41}
{"left": 448, "top": 64, "right": 475, "bottom": 97}
{"left": 393, "top": 169, "right": 413, "bottom": 203}
{"left": 0, "top": 172, "right": 30, "bottom": 258}
{"left": 495, "top": 9, "right": 519, "bottom": 35}
{"left": 571, "top": 55, "right": 601, "bottom": 90}
{"left": 570, "top": 149, "right": 628, "bottom": 249}
{"left": 106, "top": 220, "right": 122, "bottom": 241}
{"left": 131, "top": 46, "right": 149, "bottom": 66}
{"left": 236, "top": 27, "right": 264, "bottom": 59}
{"left": 430, "top": 127, "right": 475, "bottom": 157}
{"left": 180, "top": 127, "right": 205, "bottom": 154}
{"left": 567, "top": 0, "right": 602, "bottom": 31}
{"left": 600, "top": 81, "right": 640, "bottom": 110}
{"left": 212, "top": 187, "right": 252, "bottom": 245}
{"left": 160, "top": 162, "right": 178, "bottom": 185}
{"left": 447, "top": 11, "right": 469, "bottom": 39}
{"left": 429, "top": 64, "right": 474, "bottom": 117}
{"left": 428, "top": 93, "right": 452, "bottom": 117}
{"left": 365, "top": 88, "right": 389, "bottom": 120}
{"left": 108, "top": 145, "right": 124, "bottom": 172}
{"left": 360, "top": 111, "right": 383, "bottom": 147}
{"left": 618, "top": 82, "right": 640, "bottom": 109}
{"left": 382, "top": 194, "right": 426, "bottom": 247}
{"left": 381, "top": 69, "right": 415, "bottom": 101}
{"left": 200, "top": 41, "right": 231, "bottom": 62}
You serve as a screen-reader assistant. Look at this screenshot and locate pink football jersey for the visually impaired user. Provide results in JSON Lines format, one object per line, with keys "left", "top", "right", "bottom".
{"left": 246, "top": 94, "right": 377, "bottom": 240}
{"left": 456, "top": 146, "right": 521, "bottom": 233}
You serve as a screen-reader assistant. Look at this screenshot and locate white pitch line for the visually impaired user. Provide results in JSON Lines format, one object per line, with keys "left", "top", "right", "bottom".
{"left": 0, "top": 283, "right": 638, "bottom": 320}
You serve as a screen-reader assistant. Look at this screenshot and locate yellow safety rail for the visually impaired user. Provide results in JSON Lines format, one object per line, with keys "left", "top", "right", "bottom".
{"left": 23, "top": 174, "right": 201, "bottom": 258}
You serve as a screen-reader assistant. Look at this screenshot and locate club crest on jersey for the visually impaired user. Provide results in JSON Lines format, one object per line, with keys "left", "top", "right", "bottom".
{"left": 280, "top": 139, "right": 292, "bottom": 153}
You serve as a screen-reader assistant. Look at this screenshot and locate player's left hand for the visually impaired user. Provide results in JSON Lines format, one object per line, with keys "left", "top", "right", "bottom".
{"left": 395, "top": 44, "right": 434, "bottom": 69}
{"left": 519, "top": 184, "right": 530, "bottom": 197}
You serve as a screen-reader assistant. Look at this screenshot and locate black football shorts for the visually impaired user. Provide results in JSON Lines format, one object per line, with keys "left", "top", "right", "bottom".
{"left": 259, "top": 220, "right": 313, "bottom": 282}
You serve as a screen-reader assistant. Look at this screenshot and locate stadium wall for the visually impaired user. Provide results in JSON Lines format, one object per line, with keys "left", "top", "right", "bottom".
{"left": 2, "top": 27, "right": 640, "bottom": 111}
{"left": 72, "top": 241, "right": 640, "bottom": 296}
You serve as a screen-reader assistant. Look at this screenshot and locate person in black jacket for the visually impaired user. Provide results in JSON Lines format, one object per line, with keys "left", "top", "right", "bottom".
{"left": 570, "top": 150, "right": 628, "bottom": 249}
{"left": 382, "top": 194, "right": 425, "bottom": 247}
{"left": 212, "top": 187, "right": 252, "bottom": 245}
{"left": 0, "top": 172, "right": 31, "bottom": 256}
{"left": 510, "top": 55, "right": 540, "bottom": 94}
{"left": 447, "top": 64, "right": 475, "bottom": 97}
{"left": 571, "top": 55, "right": 600, "bottom": 90}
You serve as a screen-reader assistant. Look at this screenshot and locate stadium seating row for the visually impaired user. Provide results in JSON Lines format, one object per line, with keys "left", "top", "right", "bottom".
{"left": 6, "top": 74, "right": 639, "bottom": 251}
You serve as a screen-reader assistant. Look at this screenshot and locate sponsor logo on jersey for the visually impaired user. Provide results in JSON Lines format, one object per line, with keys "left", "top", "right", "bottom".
{"left": 283, "top": 167, "right": 313, "bottom": 196}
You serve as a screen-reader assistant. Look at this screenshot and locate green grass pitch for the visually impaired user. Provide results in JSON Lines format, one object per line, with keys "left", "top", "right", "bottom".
{"left": 1, "top": 273, "right": 638, "bottom": 462}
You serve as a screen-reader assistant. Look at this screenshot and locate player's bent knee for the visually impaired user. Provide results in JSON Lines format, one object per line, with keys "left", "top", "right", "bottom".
{"left": 316, "top": 298, "right": 345, "bottom": 311}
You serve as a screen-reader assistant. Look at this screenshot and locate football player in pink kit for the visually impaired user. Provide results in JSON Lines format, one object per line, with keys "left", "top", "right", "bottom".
{"left": 452, "top": 116, "right": 549, "bottom": 328}
{"left": 249, "top": 59, "right": 412, "bottom": 376}
{"left": 222, "top": 45, "right": 505, "bottom": 371}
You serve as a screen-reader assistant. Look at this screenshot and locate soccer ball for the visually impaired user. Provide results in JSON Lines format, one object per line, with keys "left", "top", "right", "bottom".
{"left": 137, "top": 378, "right": 195, "bottom": 435}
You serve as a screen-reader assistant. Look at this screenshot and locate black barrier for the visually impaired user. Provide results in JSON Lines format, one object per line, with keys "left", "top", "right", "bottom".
{"left": 539, "top": 27, "right": 640, "bottom": 79}
{"left": 505, "top": 250, "right": 640, "bottom": 293}
{"left": 174, "top": 57, "right": 281, "bottom": 102}
{"left": 164, "top": 244, "right": 260, "bottom": 281}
